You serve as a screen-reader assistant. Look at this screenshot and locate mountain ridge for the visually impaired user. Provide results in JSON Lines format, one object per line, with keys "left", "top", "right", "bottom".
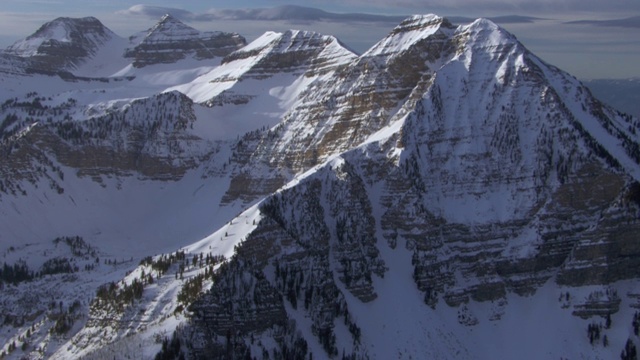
{"left": 1, "top": 14, "right": 247, "bottom": 78}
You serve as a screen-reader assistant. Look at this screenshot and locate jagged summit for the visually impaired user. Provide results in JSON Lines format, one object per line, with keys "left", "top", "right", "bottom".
{"left": 124, "top": 14, "right": 246, "bottom": 68}
{"left": 159, "top": 13, "right": 180, "bottom": 23}
{"left": 132, "top": 14, "right": 201, "bottom": 45}
{"left": 363, "top": 14, "right": 455, "bottom": 57}
{"left": 458, "top": 17, "right": 521, "bottom": 50}
{"left": 398, "top": 13, "right": 449, "bottom": 29}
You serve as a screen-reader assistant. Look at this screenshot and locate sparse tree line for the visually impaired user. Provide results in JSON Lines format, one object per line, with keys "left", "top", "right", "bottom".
{"left": 91, "top": 250, "right": 225, "bottom": 315}
{"left": 54, "top": 92, "right": 193, "bottom": 147}
{"left": 154, "top": 331, "right": 186, "bottom": 360}
{"left": 0, "top": 298, "right": 84, "bottom": 358}
{"left": 0, "top": 93, "right": 77, "bottom": 141}
{"left": 590, "top": 103, "right": 640, "bottom": 166}
{"left": 50, "top": 299, "right": 83, "bottom": 336}
{"left": 0, "top": 236, "right": 99, "bottom": 287}
{"left": 583, "top": 310, "right": 640, "bottom": 360}
{"left": 53, "top": 236, "right": 97, "bottom": 258}
{"left": 621, "top": 312, "right": 640, "bottom": 360}
{"left": 273, "top": 257, "right": 362, "bottom": 357}
{"left": 93, "top": 279, "right": 144, "bottom": 310}
{"left": 0, "top": 91, "right": 195, "bottom": 164}
{"left": 622, "top": 338, "right": 637, "bottom": 360}
{"left": 155, "top": 318, "right": 315, "bottom": 360}
{"left": 156, "top": 248, "right": 367, "bottom": 360}
{"left": 0, "top": 257, "right": 90, "bottom": 287}
{"left": 260, "top": 182, "right": 368, "bottom": 359}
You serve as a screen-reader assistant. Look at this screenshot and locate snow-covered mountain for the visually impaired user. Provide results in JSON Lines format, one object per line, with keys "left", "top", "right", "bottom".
{"left": 0, "top": 13, "right": 639, "bottom": 360}
{"left": 1, "top": 14, "right": 246, "bottom": 79}
{"left": 3, "top": 17, "right": 122, "bottom": 74}
{"left": 124, "top": 14, "right": 246, "bottom": 69}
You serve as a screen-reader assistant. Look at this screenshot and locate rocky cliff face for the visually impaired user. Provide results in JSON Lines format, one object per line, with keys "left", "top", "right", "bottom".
{"left": 161, "top": 15, "right": 640, "bottom": 359}
{"left": 124, "top": 14, "right": 246, "bottom": 68}
{"left": 164, "top": 28, "right": 359, "bottom": 204}
{"left": 0, "top": 91, "right": 216, "bottom": 196}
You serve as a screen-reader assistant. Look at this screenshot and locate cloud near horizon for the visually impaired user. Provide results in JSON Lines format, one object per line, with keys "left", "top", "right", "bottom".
{"left": 117, "top": 4, "right": 406, "bottom": 23}
{"left": 117, "top": 5, "right": 195, "bottom": 20}
{"left": 117, "top": 4, "right": 547, "bottom": 26}
{"left": 318, "top": 0, "right": 640, "bottom": 15}
{"left": 0, "top": 3, "right": 636, "bottom": 79}
{"left": 565, "top": 16, "right": 640, "bottom": 29}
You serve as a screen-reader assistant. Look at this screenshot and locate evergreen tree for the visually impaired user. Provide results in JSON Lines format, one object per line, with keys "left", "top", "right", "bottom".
{"left": 621, "top": 338, "right": 638, "bottom": 360}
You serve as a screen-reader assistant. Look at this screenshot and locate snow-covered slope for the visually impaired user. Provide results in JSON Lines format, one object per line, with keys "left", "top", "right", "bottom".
{"left": 0, "top": 13, "right": 639, "bottom": 360}
{"left": 167, "top": 29, "right": 356, "bottom": 103}
{"left": 163, "top": 29, "right": 357, "bottom": 142}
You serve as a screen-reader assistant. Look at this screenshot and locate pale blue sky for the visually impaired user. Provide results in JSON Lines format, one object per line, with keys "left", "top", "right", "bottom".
{"left": 1, "top": 1, "right": 638, "bottom": 79}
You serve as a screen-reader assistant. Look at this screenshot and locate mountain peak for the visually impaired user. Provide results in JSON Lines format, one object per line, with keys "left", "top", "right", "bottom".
{"left": 154, "top": 13, "right": 192, "bottom": 31}
{"left": 222, "top": 29, "right": 347, "bottom": 61}
{"left": 124, "top": 14, "right": 245, "bottom": 67}
{"left": 278, "top": 29, "right": 337, "bottom": 50}
{"left": 458, "top": 17, "right": 519, "bottom": 48}
{"left": 5, "top": 16, "right": 114, "bottom": 58}
{"left": 469, "top": 17, "right": 499, "bottom": 29}
{"left": 159, "top": 13, "right": 177, "bottom": 23}
{"left": 404, "top": 14, "right": 444, "bottom": 24}
{"left": 45, "top": 16, "right": 102, "bottom": 28}
{"left": 3, "top": 16, "right": 118, "bottom": 73}
{"left": 363, "top": 13, "right": 454, "bottom": 57}
{"left": 395, "top": 14, "right": 451, "bottom": 31}
{"left": 143, "top": 14, "right": 199, "bottom": 41}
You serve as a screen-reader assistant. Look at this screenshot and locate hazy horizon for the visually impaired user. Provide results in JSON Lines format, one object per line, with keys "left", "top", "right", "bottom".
{"left": 0, "top": 1, "right": 638, "bottom": 80}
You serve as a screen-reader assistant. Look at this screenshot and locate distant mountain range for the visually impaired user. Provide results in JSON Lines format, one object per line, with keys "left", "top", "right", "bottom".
{"left": 119, "top": 4, "right": 543, "bottom": 25}
{"left": 565, "top": 15, "right": 640, "bottom": 28}
{"left": 584, "top": 78, "right": 640, "bottom": 120}
{"left": 0, "top": 13, "right": 639, "bottom": 360}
